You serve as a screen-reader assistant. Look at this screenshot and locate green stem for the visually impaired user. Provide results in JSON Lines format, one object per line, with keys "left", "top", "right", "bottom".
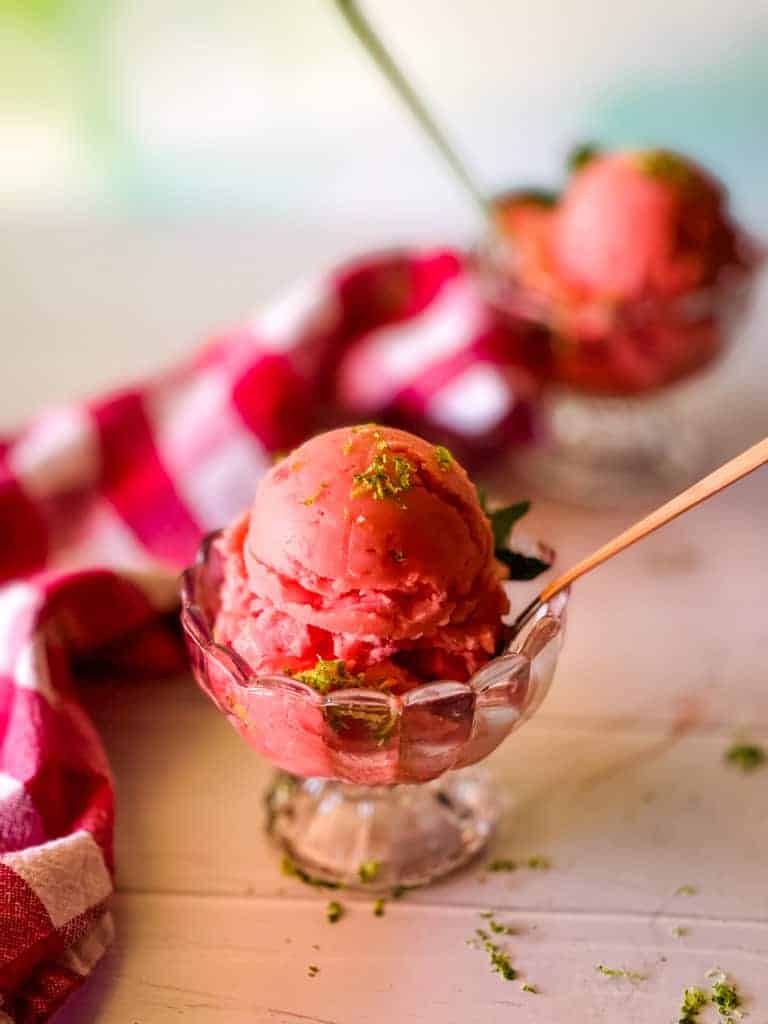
{"left": 332, "top": 0, "right": 489, "bottom": 217}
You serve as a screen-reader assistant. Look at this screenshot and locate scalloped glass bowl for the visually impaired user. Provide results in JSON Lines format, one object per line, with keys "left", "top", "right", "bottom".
{"left": 181, "top": 531, "right": 568, "bottom": 889}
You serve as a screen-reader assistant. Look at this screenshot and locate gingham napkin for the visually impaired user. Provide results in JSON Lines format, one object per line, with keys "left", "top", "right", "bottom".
{"left": 0, "top": 247, "right": 537, "bottom": 1021}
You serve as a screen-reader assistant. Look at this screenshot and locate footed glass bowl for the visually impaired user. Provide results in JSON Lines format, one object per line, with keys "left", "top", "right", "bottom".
{"left": 181, "top": 531, "right": 568, "bottom": 890}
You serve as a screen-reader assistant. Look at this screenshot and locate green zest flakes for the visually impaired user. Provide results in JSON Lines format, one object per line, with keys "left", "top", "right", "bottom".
{"left": 634, "top": 149, "right": 696, "bottom": 189}
{"left": 675, "top": 884, "right": 698, "bottom": 897}
{"left": 469, "top": 929, "right": 518, "bottom": 981}
{"left": 324, "top": 703, "right": 398, "bottom": 745}
{"left": 281, "top": 854, "right": 340, "bottom": 890}
{"left": 521, "top": 983, "right": 538, "bottom": 994}
{"left": 708, "top": 970, "right": 743, "bottom": 1022}
{"left": 434, "top": 444, "right": 453, "bottom": 470}
{"left": 672, "top": 925, "right": 689, "bottom": 938}
{"left": 489, "top": 919, "right": 515, "bottom": 935}
{"left": 391, "top": 884, "right": 411, "bottom": 900}
{"left": 351, "top": 441, "right": 414, "bottom": 501}
{"left": 487, "top": 854, "right": 550, "bottom": 873}
{"left": 302, "top": 481, "right": 329, "bottom": 506}
{"left": 373, "top": 898, "right": 386, "bottom": 917}
{"left": 479, "top": 911, "right": 517, "bottom": 937}
{"left": 307, "top": 964, "right": 320, "bottom": 978}
{"left": 488, "top": 858, "right": 517, "bottom": 872}
{"left": 725, "top": 741, "right": 766, "bottom": 773}
{"left": 679, "top": 987, "right": 709, "bottom": 1023}
{"left": 326, "top": 900, "right": 344, "bottom": 923}
{"left": 488, "top": 947, "right": 517, "bottom": 982}
{"left": 358, "top": 860, "right": 381, "bottom": 884}
{"left": 677, "top": 972, "right": 744, "bottom": 1024}
{"left": 596, "top": 964, "right": 647, "bottom": 982}
{"left": 293, "top": 658, "right": 365, "bottom": 695}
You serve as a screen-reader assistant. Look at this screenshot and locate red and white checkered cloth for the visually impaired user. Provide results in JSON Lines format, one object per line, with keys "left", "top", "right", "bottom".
{"left": 0, "top": 248, "right": 539, "bottom": 1021}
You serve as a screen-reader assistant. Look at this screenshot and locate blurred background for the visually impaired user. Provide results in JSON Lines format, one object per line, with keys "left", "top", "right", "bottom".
{"left": 1, "top": 0, "right": 766, "bottom": 431}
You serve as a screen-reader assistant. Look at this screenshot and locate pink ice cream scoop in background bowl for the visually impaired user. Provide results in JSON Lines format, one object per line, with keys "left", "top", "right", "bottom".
{"left": 477, "top": 146, "right": 761, "bottom": 506}
{"left": 181, "top": 425, "right": 568, "bottom": 891}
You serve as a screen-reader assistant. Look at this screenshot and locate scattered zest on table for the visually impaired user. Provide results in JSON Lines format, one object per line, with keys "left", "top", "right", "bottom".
{"left": 488, "top": 858, "right": 517, "bottom": 872}
{"left": 478, "top": 911, "right": 517, "bottom": 936}
{"left": 486, "top": 854, "right": 551, "bottom": 873}
{"left": 708, "top": 969, "right": 743, "bottom": 1022}
{"left": 677, "top": 970, "right": 745, "bottom": 1024}
{"left": 671, "top": 925, "right": 689, "bottom": 938}
{"left": 679, "top": 986, "right": 709, "bottom": 1023}
{"left": 674, "top": 884, "right": 698, "bottom": 897}
{"left": 307, "top": 964, "right": 320, "bottom": 979}
{"left": 326, "top": 900, "right": 344, "bottom": 923}
{"left": 725, "top": 741, "right": 766, "bottom": 774}
{"left": 469, "top": 928, "right": 519, "bottom": 982}
{"left": 373, "top": 898, "right": 386, "bottom": 917}
{"left": 595, "top": 964, "right": 647, "bottom": 982}
{"left": 521, "top": 982, "right": 538, "bottom": 994}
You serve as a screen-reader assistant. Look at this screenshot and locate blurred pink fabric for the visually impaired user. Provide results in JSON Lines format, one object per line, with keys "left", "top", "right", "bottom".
{"left": 0, "top": 247, "right": 538, "bottom": 1021}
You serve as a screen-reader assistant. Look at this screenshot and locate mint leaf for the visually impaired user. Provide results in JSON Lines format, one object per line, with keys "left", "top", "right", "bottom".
{"left": 495, "top": 549, "right": 550, "bottom": 581}
{"left": 477, "top": 492, "right": 550, "bottom": 581}
{"left": 488, "top": 501, "right": 531, "bottom": 550}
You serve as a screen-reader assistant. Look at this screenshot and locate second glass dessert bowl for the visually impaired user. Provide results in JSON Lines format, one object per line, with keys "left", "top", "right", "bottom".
{"left": 181, "top": 531, "right": 568, "bottom": 891}
{"left": 479, "top": 252, "right": 755, "bottom": 505}
{"left": 476, "top": 147, "right": 760, "bottom": 506}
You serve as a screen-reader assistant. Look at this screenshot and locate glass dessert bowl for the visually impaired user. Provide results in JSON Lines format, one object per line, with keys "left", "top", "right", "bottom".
{"left": 181, "top": 531, "right": 568, "bottom": 891}
{"left": 479, "top": 256, "right": 755, "bottom": 505}
{"left": 475, "top": 147, "right": 760, "bottom": 506}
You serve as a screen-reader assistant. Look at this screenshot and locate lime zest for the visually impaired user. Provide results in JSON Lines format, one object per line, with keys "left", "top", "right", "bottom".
{"left": 358, "top": 860, "right": 381, "bottom": 884}
{"left": 434, "top": 444, "right": 454, "bottom": 470}
{"left": 293, "top": 658, "right": 365, "bottom": 695}
{"left": 326, "top": 900, "right": 344, "bottom": 923}
{"left": 725, "top": 741, "right": 765, "bottom": 773}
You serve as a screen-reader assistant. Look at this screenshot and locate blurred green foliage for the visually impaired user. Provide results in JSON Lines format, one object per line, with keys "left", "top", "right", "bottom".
{"left": 0, "top": 0, "right": 70, "bottom": 24}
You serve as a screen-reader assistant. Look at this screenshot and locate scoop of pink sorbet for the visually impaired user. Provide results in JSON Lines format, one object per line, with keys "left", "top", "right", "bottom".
{"left": 214, "top": 425, "right": 509, "bottom": 688}
{"left": 552, "top": 149, "right": 739, "bottom": 300}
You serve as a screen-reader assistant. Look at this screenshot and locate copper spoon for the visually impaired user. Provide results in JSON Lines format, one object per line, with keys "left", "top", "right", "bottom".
{"left": 510, "top": 436, "right": 768, "bottom": 637}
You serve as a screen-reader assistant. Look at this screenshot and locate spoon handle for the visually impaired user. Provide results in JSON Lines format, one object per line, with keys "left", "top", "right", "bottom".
{"left": 511, "top": 436, "right": 768, "bottom": 635}
{"left": 332, "top": 0, "right": 489, "bottom": 216}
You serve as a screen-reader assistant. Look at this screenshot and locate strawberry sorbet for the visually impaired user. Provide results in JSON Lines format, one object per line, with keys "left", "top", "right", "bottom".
{"left": 489, "top": 148, "right": 755, "bottom": 395}
{"left": 553, "top": 149, "right": 741, "bottom": 300}
{"left": 214, "top": 426, "right": 509, "bottom": 691}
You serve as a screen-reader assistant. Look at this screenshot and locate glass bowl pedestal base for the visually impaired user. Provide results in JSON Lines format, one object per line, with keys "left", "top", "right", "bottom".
{"left": 266, "top": 767, "right": 500, "bottom": 891}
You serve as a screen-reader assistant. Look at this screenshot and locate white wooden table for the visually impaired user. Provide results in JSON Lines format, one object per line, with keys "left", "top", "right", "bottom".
{"left": 46, "top": 470, "right": 766, "bottom": 1024}
{"left": 3, "top": 224, "right": 766, "bottom": 1024}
